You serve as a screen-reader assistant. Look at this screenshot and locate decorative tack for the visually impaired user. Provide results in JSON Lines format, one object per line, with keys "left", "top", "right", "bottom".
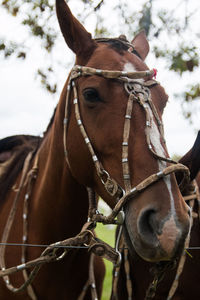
{"left": 146, "top": 121, "right": 151, "bottom": 127}
{"left": 91, "top": 283, "right": 96, "bottom": 288}
{"left": 63, "top": 118, "right": 68, "bottom": 125}
{"left": 114, "top": 271, "right": 118, "bottom": 277}
{"left": 122, "top": 71, "right": 128, "bottom": 76}
{"left": 72, "top": 81, "right": 75, "bottom": 87}
{"left": 23, "top": 235, "right": 27, "bottom": 242}
{"left": 1, "top": 267, "right": 5, "bottom": 271}
{"left": 123, "top": 174, "right": 130, "bottom": 180}
{"left": 67, "top": 85, "right": 70, "bottom": 91}
{"left": 23, "top": 213, "right": 27, "bottom": 220}
{"left": 175, "top": 274, "right": 179, "bottom": 280}
{"left": 125, "top": 114, "right": 131, "bottom": 119}
{"left": 122, "top": 158, "right": 128, "bottom": 163}
{"left": 130, "top": 187, "right": 137, "bottom": 193}
{"left": 6, "top": 279, "right": 10, "bottom": 285}
{"left": 122, "top": 142, "right": 128, "bottom": 146}
{"left": 156, "top": 171, "right": 163, "bottom": 178}
{"left": 73, "top": 98, "right": 78, "bottom": 104}
{"left": 25, "top": 194, "right": 29, "bottom": 200}
{"left": 92, "top": 155, "right": 98, "bottom": 162}
{"left": 16, "top": 263, "right": 26, "bottom": 270}
{"left": 148, "top": 144, "right": 152, "bottom": 150}
{"left": 77, "top": 119, "right": 82, "bottom": 126}
{"left": 96, "top": 69, "right": 102, "bottom": 74}
{"left": 85, "top": 138, "right": 90, "bottom": 144}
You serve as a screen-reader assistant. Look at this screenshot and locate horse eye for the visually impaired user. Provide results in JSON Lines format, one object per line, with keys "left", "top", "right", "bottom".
{"left": 83, "top": 88, "right": 101, "bottom": 103}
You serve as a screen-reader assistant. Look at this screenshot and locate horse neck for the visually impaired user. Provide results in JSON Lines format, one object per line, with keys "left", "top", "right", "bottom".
{"left": 29, "top": 87, "right": 89, "bottom": 242}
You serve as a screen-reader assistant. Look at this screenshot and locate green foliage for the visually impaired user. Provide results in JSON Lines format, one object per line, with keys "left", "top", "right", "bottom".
{"left": 154, "top": 44, "right": 199, "bottom": 75}
{"left": 96, "top": 222, "right": 115, "bottom": 299}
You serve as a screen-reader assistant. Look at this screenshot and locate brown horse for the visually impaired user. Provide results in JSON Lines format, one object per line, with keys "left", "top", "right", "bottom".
{"left": 112, "top": 132, "right": 200, "bottom": 300}
{"left": 0, "top": 0, "right": 190, "bottom": 299}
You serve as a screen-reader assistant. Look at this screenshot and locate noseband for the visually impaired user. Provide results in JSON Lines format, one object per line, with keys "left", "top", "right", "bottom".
{"left": 63, "top": 65, "right": 190, "bottom": 226}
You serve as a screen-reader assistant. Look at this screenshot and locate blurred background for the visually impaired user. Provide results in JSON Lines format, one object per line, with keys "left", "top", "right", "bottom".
{"left": 0, "top": 0, "right": 200, "bottom": 156}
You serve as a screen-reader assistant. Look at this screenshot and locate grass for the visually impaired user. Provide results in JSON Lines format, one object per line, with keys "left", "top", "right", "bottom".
{"left": 96, "top": 222, "right": 116, "bottom": 300}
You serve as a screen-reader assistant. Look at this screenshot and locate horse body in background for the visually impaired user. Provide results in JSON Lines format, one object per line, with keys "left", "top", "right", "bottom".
{"left": 113, "top": 132, "right": 200, "bottom": 300}
{"left": 0, "top": 0, "right": 190, "bottom": 299}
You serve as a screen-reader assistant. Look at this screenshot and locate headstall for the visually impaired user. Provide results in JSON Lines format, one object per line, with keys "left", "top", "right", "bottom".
{"left": 0, "top": 64, "right": 191, "bottom": 300}
{"left": 63, "top": 64, "right": 190, "bottom": 225}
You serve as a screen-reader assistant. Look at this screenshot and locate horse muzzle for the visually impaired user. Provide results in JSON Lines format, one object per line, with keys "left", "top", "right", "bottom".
{"left": 124, "top": 205, "right": 190, "bottom": 262}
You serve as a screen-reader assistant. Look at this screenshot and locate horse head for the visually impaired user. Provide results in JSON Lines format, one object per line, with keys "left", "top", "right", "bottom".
{"left": 56, "top": 0, "right": 190, "bottom": 262}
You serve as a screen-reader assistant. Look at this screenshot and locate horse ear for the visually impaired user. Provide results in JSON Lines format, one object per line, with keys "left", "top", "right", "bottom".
{"left": 56, "top": 0, "right": 96, "bottom": 59}
{"left": 131, "top": 30, "right": 149, "bottom": 61}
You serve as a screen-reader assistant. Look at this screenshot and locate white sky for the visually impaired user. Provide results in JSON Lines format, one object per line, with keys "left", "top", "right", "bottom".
{"left": 0, "top": 0, "right": 200, "bottom": 156}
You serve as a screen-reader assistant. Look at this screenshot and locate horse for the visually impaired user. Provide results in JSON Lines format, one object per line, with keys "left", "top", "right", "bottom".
{"left": 111, "top": 131, "right": 200, "bottom": 300}
{"left": 0, "top": 0, "right": 191, "bottom": 299}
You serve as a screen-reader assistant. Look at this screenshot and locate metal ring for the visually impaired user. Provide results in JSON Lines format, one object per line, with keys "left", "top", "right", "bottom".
{"left": 100, "top": 169, "right": 110, "bottom": 185}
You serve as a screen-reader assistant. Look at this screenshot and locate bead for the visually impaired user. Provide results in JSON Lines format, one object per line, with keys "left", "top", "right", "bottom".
{"left": 130, "top": 187, "right": 137, "bottom": 193}
{"left": 6, "top": 279, "right": 10, "bottom": 285}
{"left": 122, "top": 158, "right": 128, "bottom": 163}
{"left": 146, "top": 121, "right": 151, "bottom": 127}
{"left": 96, "top": 69, "right": 102, "bottom": 74}
{"left": 92, "top": 155, "right": 98, "bottom": 162}
{"left": 17, "top": 263, "right": 26, "bottom": 270}
{"left": 124, "top": 174, "right": 130, "bottom": 180}
{"left": 157, "top": 171, "right": 163, "bottom": 178}
{"left": 63, "top": 118, "right": 68, "bottom": 125}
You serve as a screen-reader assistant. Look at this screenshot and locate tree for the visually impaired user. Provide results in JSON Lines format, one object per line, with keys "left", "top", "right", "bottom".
{"left": 1, "top": 0, "right": 199, "bottom": 122}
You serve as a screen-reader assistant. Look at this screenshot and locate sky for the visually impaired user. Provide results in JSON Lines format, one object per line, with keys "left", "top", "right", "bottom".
{"left": 0, "top": 0, "right": 200, "bottom": 157}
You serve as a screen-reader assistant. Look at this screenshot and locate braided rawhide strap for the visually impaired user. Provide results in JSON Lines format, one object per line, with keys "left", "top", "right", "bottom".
{"left": 90, "top": 163, "right": 190, "bottom": 225}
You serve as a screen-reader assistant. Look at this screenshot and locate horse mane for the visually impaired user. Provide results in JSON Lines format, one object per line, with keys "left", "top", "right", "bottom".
{"left": 0, "top": 135, "right": 41, "bottom": 204}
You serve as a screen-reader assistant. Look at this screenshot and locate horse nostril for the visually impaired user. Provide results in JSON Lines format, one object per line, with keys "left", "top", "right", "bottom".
{"left": 138, "top": 208, "right": 158, "bottom": 245}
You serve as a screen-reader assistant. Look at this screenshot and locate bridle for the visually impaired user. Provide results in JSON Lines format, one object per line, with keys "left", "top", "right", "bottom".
{"left": 63, "top": 64, "right": 190, "bottom": 226}
{"left": 0, "top": 63, "right": 190, "bottom": 300}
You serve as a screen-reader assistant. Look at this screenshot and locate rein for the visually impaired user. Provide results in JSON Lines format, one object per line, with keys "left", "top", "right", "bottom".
{"left": 0, "top": 64, "right": 190, "bottom": 300}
